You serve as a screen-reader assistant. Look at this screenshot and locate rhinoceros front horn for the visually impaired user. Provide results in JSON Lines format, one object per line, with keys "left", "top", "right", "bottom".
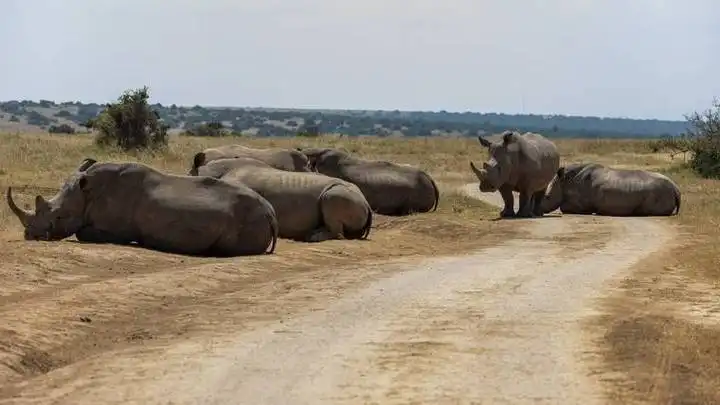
{"left": 6, "top": 187, "right": 33, "bottom": 227}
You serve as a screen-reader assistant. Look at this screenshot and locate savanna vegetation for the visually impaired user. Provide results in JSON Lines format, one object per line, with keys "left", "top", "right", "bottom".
{"left": 1, "top": 89, "right": 689, "bottom": 139}
{"left": 0, "top": 85, "right": 719, "bottom": 404}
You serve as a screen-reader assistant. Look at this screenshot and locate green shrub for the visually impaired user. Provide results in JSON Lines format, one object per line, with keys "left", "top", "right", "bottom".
{"left": 92, "top": 86, "right": 168, "bottom": 151}
{"left": 649, "top": 98, "right": 720, "bottom": 178}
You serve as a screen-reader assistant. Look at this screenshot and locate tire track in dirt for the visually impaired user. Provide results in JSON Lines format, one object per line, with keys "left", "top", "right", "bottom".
{"left": 0, "top": 185, "right": 677, "bottom": 404}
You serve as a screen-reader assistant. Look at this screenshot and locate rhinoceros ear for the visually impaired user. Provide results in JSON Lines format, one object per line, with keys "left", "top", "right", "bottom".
{"left": 556, "top": 167, "right": 565, "bottom": 178}
{"left": 192, "top": 152, "right": 206, "bottom": 169}
{"left": 77, "top": 158, "right": 97, "bottom": 172}
{"left": 477, "top": 136, "right": 492, "bottom": 148}
{"left": 502, "top": 131, "right": 516, "bottom": 146}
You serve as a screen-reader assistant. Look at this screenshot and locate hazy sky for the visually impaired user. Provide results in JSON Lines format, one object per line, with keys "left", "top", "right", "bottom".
{"left": 2, "top": 0, "right": 719, "bottom": 120}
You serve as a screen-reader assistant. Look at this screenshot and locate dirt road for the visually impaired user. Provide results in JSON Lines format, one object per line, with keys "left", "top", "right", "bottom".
{"left": 2, "top": 185, "right": 676, "bottom": 405}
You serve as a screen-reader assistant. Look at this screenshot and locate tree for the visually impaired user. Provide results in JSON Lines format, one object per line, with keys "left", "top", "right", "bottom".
{"left": 93, "top": 86, "right": 168, "bottom": 150}
{"left": 650, "top": 98, "right": 720, "bottom": 178}
{"left": 297, "top": 118, "right": 320, "bottom": 137}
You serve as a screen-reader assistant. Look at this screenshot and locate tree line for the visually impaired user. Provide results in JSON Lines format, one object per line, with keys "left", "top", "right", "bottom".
{"left": 0, "top": 92, "right": 690, "bottom": 140}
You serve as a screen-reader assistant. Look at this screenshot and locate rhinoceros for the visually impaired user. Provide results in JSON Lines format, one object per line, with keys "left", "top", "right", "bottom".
{"left": 196, "top": 156, "right": 373, "bottom": 242}
{"left": 189, "top": 144, "right": 310, "bottom": 175}
{"left": 6, "top": 158, "right": 278, "bottom": 257}
{"left": 297, "top": 148, "right": 440, "bottom": 216}
{"left": 469, "top": 130, "right": 560, "bottom": 218}
{"left": 540, "top": 162, "right": 681, "bottom": 216}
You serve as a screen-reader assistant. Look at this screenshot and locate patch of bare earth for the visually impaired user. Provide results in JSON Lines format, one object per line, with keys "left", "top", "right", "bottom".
{"left": 0, "top": 184, "right": 516, "bottom": 399}
{"left": 0, "top": 185, "right": 677, "bottom": 405}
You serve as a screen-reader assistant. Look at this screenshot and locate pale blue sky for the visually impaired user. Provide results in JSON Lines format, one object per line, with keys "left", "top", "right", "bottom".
{"left": 2, "top": 0, "right": 718, "bottom": 120}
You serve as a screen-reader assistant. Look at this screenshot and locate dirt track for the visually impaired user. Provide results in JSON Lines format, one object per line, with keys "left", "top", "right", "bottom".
{"left": 1, "top": 185, "right": 676, "bottom": 405}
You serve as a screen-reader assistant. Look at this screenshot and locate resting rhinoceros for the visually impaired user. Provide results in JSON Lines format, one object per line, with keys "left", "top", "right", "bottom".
{"left": 189, "top": 144, "right": 310, "bottom": 175}
{"left": 196, "top": 156, "right": 373, "bottom": 242}
{"left": 469, "top": 130, "right": 560, "bottom": 218}
{"left": 540, "top": 162, "right": 681, "bottom": 216}
{"left": 296, "top": 148, "right": 440, "bottom": 216}
{"left": 6, "top": 158, "right": 278, "bottom": 256}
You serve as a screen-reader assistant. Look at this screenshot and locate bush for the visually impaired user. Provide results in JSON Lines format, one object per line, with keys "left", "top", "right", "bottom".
{"left": 181, "top": 121, "right": 232, "bottom": 137}
{"left": 54, "top": 110, "right": 73, "bottom": 118}
{"left": 48, "top": 124, "right": 76, "bottom": 134}
{"left": 92, "top": 86, "right": 168, "bottom": 151}
{"left": 650, "top": 98, "right": 720, "bottom": 178}
{"left": 296, "top": 119, "right": 320, "bottom": 137}
{"left": 26, "top": 111, "right": 54, "bottom": 126}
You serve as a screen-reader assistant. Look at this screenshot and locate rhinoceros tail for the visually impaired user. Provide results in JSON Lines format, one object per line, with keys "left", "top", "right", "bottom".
{"left": 673, "top": 186, "right": 681, "bottom": 215}
{"left": 360, "top": 207, "right": 373, "bottom": 239}
{"left": 423, "top": 171, "right": 440, "bottom": 212}
{"left": 266, "top": 212, "right": 278, "bottom": 254}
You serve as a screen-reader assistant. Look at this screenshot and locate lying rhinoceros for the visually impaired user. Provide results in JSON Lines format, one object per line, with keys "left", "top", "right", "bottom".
{"left": 296, "top": 147, "right": 440, "bottom": 216}
{"left": 6, "top": 158, "right": 278, "bottom": 256}
{"left": 189, "top": 144, "right": 310, "bottom": 175}
{"left": 469, "top": 130, "right": 560, "bottom": 218}
{"left": 540, "top": 162, "right": 681, "bottom": 216}
{"left": 196, "top": 156, "right": 373, "bottom": 242}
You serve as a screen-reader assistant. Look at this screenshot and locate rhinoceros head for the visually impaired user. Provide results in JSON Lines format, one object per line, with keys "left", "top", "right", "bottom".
{"left": 469, "top": 131, "right": 519, "bottom": 191}
{"left": 7, "top": 158, "right": 96, "bottom": 241}
{"left": 297, "top": 148, "right": 347, "bottom": 173}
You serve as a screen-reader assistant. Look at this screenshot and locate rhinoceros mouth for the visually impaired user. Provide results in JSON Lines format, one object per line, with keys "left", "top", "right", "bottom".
{"left": 479, "top": 182, "right": 497, "bottom": 192}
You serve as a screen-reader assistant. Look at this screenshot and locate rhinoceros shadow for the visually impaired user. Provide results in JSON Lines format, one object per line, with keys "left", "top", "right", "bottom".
{"left": 65, "top": 239, "right": 258, "bottom": 258}
{"left": 490, "top": 213, "right": 563, "bottom": 222}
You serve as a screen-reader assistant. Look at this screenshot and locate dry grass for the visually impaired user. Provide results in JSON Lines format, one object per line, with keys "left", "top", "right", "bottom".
{"left": 557, "top": 141, "right": 720, "bottom": 404}
{"left": 0, "top": 132, "right": 718, "bottom": 403}
{"left": 0, "top": 132, "right": 517, "bottom": 394}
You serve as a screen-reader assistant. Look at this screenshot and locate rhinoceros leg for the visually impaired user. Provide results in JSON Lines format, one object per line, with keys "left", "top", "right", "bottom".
{"left": 76, "top": 226, "right": 133, "bottom": 245}
{"left": 531, "top": 190, "right": 546, "bottom": 217}
{"left": 499, "top": 186, "right": 515, "bottom": 218}
{"left": 306, "top": 228, "right": 340, "bottom": 243}
{"left": 516, "top": 191, "right": 534, "bottom": 218}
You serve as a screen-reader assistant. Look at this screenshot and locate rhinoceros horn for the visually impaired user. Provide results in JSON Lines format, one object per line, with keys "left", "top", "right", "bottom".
{"left": 6, "top": 187, "right": 33, "bottom": 227}
{"left": 469, "top": 161, "right": 487, "bottom": 180}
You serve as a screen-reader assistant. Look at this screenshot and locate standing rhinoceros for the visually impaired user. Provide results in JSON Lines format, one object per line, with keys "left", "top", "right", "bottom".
{"left": 540, "top": 162, "right": 681, "bottom": 216}
{"left": 469, "top": 130, "right": 560, "bottom": 218}
{"left": 189, "top": 144, "right": 310, "bottom": 175}
{"left": 296, "top": 148, "right": 440, "bottom": 216}
{"left": 6, "top": 158, "right": 278, "bottom": 257}
{"left": 196, "top": 156, "right": 373, "bottom": 242}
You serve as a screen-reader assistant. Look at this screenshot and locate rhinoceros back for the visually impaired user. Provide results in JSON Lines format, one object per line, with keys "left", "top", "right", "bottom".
{"left": 514, "top": 133, "right": 560, "bottom": 192}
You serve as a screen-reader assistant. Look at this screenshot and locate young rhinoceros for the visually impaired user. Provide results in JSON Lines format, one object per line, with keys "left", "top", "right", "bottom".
{"left": 296, "top": 147, "right": 440, "bottom": 216}
{"left": 6, "top": 158, "right": 278, "bottom": 257}
{"left": 540, "top": 162, "right": 681, "bottom": 216}
{"left": 469, "top": 130, "right": 560, "bottom": 218}
{"left": 196, "top": 156, "right": 373, "bottom": 242}
{"left": 189, "top": 144, "right": 311, "bottom": 175}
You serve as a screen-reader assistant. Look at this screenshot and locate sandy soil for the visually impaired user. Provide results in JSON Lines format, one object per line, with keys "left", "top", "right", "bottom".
{"left": 0, "top": 185, "right": 676, "bottom": 405}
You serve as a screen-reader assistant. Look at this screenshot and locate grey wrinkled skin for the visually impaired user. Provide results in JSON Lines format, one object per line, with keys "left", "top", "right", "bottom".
{"left": 189, "top": 144, "right": 311, "bottom": 175}
{"left": 469, "top": 130, "right": 560, "bottom": 219}
{"left": 296, "top": 147, "right": 440, "bottom": 217}
{"left": 541, "top": 162, "right": 681, "bottom": 216}
{"left": 196, "top": 157, "right": 373, "bottom": 242}
{"left": 6, "top": 158, "right": 278, "bottom": 257}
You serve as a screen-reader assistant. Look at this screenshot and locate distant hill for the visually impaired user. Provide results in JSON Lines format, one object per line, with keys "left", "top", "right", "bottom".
{"left": 0, "top": 99, "right": 689, "bottom": 138}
